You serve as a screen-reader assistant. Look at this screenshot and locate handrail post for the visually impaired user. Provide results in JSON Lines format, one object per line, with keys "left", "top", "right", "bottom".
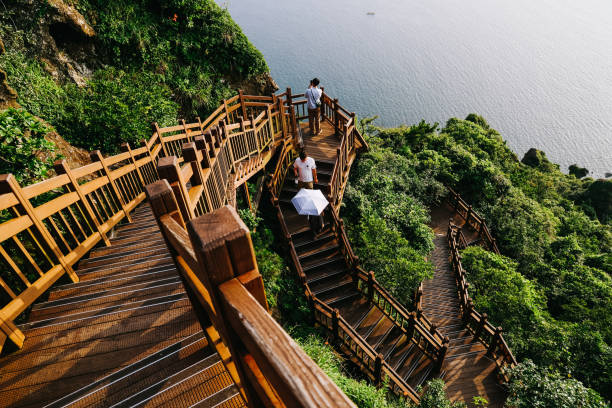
{"left": 277, "top": 93, "right": 288, "bottom": 141}
{"left": 152, "top": 122, "right": 169, "bottom": 158}
{"left": 333, "top": 98, "right": 339, "bottom": 137}
{"left": 121, "top": 142, "right": 146, "bottom": 189}
{"left": 466, "top": 204, "right": 473, "bottom": 222}
{"left": 0, "top": 314, "right": 25, "bottom": 350}
{"left": 367, "top": 271, "right": 375, "bottom": 302}
{"left": 0, "top": 174, "right": 79, "bottom": 283}
{"left": 487, "top": 327, "right": 503, "bottom": 356}
{"left": 90, "top": 150, "right": 133, "bottom": 223}
{"left": 53, "top": 159, "right": 111, "bottom": 247}
{"left": 374, "top": 354, "right": 383, "bottom": 385}
{"left": 157, "top": 156, "right": 194, "bottom": 221}
{"left": 286, "top": 87, "right": 298, "bottom": 141}
{"left": 238, "top": 89, "right": 248, "bottom": 119}
{"left": 332, "top": 308, "right": 340, "bottom": 341}
{"left": 435, "top": 337, "right": 449, "bottom": 373}
{"left": 475, "top": 312, "right": 488, "bottom": 340}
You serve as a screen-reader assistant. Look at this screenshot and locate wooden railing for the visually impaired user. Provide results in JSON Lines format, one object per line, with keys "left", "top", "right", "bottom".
{"left": 446, "top": 187, "right": 500, "bottom": 254}
{"left": 447, "top": 222, "right": 517, "bottom": 381}
{"left": 0, "top": 90, "right": 298, "bottom": 351}
{"left": 0, "top": 143, "right": 157, "bottom": 351}
{"left": 145, "top": 180, "right": 356, "bottom": 408}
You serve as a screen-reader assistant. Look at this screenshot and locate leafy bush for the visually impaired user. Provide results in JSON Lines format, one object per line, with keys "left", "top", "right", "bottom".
{"left": 505, "top": 360, "right": 608, "bottom": 408}
{"left": 291, "top": 327, "right": 411, "bottom": 408}
{"left": 0, "top": 108, "right": 58, "bottom": 183}
{"left": 417, "top": 379, "right": 465, "bottom": 408}
{"left": 0, "top": 49, "right": 68, "bottom": 125}
{"left": 61, "top": 68, "right": 179, "bottom": 152}
{"left": 352, "top": 215, "right": 433, "bottom": 304}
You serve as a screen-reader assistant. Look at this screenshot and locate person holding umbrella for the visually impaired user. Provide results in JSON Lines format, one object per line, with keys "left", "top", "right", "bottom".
{"left": 292, "top": 150, "right": 325, "bottom": 233}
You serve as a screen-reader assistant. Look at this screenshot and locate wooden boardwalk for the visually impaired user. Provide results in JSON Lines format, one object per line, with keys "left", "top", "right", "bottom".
{"left": 0, "top": 205, "right": 244, "bottom": 408}
{"left": 424, "top": 205, "right": 506, "bottom": 407}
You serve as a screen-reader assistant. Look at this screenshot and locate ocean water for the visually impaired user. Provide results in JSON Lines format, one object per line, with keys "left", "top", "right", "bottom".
{"left": 221, "top": 0, "right": 612, "bottom": 177}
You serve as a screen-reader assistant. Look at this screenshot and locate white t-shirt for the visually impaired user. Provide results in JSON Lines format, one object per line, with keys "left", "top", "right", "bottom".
{"left": 294, "top": 157, "right": 317, "bottom": 182}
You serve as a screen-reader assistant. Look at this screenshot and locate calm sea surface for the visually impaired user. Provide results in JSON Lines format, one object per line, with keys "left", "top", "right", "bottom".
{"left": 222, "top": 0, "right": 612, "bottom": 177}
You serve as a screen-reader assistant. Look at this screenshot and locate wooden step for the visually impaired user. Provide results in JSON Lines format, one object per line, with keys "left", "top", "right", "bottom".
{"left": 78, "top": 243, "right": 169, "bottom": 269}
{"left": 0, "top": 322, "right": 200, "bottom": 407}
{"left": 297, "top": 240, "right": 339, "bottom": 262}
{"left": 301, "top": 254, "right": 344, "bottom": 272}
{"left": 48, "top": 265, "right": 178, "bottom": 299}
{"left": 356, "top": 308, "right": 384, "bottom": 338}
{"left": 77, "top": 255, "right": 174, "bottom": 279}
{"left": 310, "top": 275, "right": 353, "bottom": 298}
{"left": 88, "top": 236, "right": 166, "bottom": 258}
{"left": 43, "top": 332, "right": 212, "bottom": 408}
{"left": 306, "top": 266, "right": 349, "bottom": 286}
{"left": 25, "top": 293, "right": 188, "bottom": 329}
{"left": 294, "top": 231, "right": 335, "bottom": 252}
{"left": 29, "top": 278, "right": 184, "bottom": 321}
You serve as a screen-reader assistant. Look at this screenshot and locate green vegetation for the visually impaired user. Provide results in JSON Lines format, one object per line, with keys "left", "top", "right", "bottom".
{"left": 291, "top": 327, "right": 463, "bottom": 408}
{"left": 350, "top": 114, "right": 611, "bottom": 402}
{"left": 0, "top": 0, "right": 269, "bottom": 164}
{"left": 505, "top": 360, "right": 607, "bottom": 408}
{"left": 0, "top": 108, "right": 58, "bottom": 183}
{"left": 343, "top": 121, "right": 447, "bottom": 303}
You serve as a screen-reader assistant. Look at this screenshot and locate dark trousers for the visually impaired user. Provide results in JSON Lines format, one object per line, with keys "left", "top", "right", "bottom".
{"left": 308, "top": 107, "right": 321, "bottom": 134}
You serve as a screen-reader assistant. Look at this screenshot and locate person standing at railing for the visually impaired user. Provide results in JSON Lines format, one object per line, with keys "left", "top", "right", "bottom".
{"left": 306, "top": 78, "right": 322, "bottom": 135}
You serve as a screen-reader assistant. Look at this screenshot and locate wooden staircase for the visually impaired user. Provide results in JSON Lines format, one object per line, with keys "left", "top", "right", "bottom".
{"left": 0, "top": 205, "right": 244, "bottom": 408}
{"left": 273, "top": 127, "right": 439, "bottom": 398}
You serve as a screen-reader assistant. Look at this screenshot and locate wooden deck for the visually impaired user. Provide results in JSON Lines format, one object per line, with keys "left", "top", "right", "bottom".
{"left": 425, "top": 205, "right": 507, "bottom": 407}
{"left": 0, "top": 205, "right": 244, "bottom": 408}
{"left": 299, "top": 121, "right": 342, "bottom": 162}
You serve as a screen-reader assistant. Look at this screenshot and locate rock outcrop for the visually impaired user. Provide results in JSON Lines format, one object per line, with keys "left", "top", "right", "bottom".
{"left": 0, "top": 38, "right": 19, "bottom": 109}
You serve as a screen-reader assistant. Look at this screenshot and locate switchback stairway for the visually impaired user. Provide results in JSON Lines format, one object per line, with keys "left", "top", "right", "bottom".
{"left": 271, "top": 123, "right": 515, "bottom": 406}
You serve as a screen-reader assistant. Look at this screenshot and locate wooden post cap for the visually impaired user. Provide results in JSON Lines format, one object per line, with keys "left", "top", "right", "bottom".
{"left": 182, "top": 142, "right": 200, "bottom": 162}
{"left": 145, "top": 180, "right": 180, "bottom": 217}
{"left": 120, "top": 142, "right": 130, "bottom": 152}
{"left": 187, "top": 205, "right": 257, "bottom": 285}
{"left": 157, "top": 156, "right": 180, "bottom": 182}
{"left": 53, "top": 159, "right": 68, "bottom": 172}
{"left": 89, "top": 150, "right": 103, "bottom": 161}
{"left": 0, "top": 173, "right": 15, "bottom": 193}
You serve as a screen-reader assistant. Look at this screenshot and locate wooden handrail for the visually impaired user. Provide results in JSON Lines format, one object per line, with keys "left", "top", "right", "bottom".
{"left": 446, "top": 187, "right": 500, "bottom": 254}
{"left": 146, "top": 180, "right": 356, "bottom": 408}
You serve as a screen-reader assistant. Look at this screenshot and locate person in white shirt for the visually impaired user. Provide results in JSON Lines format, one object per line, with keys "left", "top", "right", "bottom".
{"left": 293, "top": 150, "right": 318, "bottom": 190}
{"left": 305, "top": 78, "right": 322, "bottom": 135}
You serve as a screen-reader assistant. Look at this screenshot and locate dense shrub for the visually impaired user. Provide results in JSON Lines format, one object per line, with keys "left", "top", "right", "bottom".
{"left": 0, "top": 108, "right": 58, "bottom": 183}
{"left": 0, "top": 49, "right": 68, "bottom": 125}
{"left": 505, "top": 360, "right": 608, "bottom": 408}
{"left": 61, "top": 68, "right": 179, "bottom": 152}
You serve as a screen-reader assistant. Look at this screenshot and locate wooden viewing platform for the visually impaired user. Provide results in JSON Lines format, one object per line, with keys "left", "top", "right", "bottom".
{"left": 0, "top": 90, "right": 514, "bottom": 407}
